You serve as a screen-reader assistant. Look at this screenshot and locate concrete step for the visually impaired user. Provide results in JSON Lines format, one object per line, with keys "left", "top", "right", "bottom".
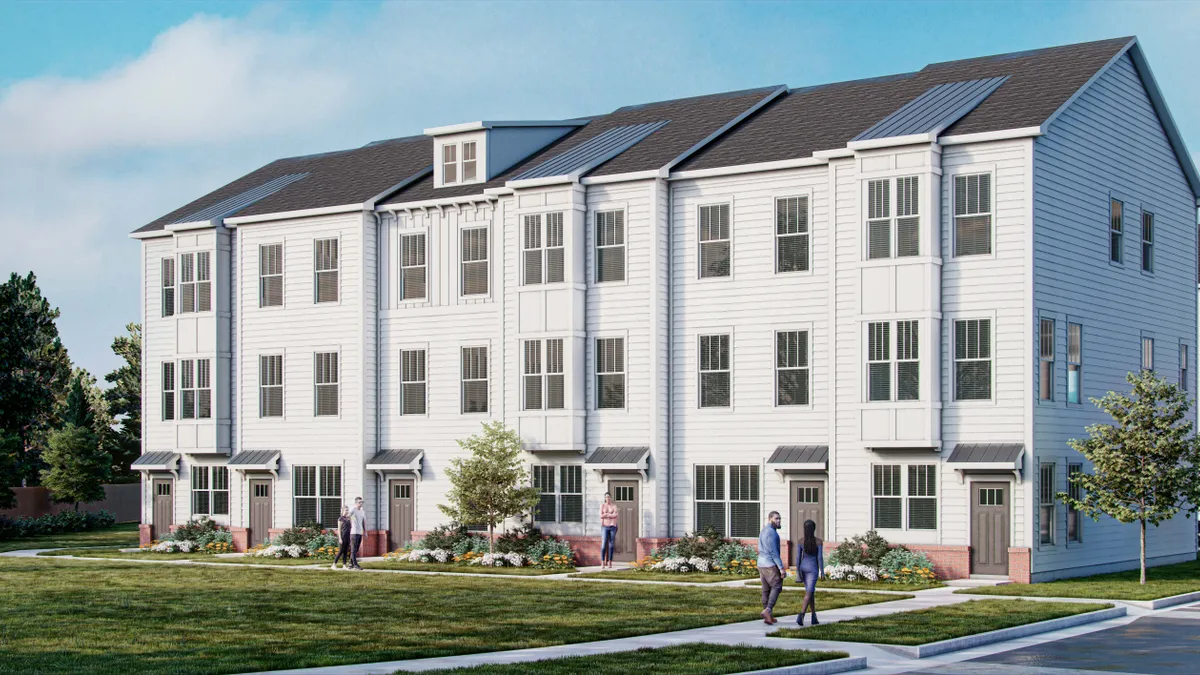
{"left": 945, "top": 575, "right": 1012, "bottom": 587}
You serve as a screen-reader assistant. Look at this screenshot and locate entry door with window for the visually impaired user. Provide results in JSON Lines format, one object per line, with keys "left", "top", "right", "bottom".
{"left": 608, "top": 481, "right": 639, "bottom": 562}
{"left": 789, "top": 482, "right": 824, "bottom": 565}
{"left": 152, "top": 478, "right": 173, "bottom": 540}
{"left": 389, "top": 479, "right": 415, "bottom": 552}
{"left": 249, "top": 479, "right": 273, "bottom": 547}
{"left": 971, "top": 482, "right": 1010, "bottom": 575}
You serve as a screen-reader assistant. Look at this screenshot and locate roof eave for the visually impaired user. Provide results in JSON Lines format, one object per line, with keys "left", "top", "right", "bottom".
{"left": 423, "top": 120, "right": 589, "bottom": 136}
{"left": 1123, "top": 40, "right": 1200, "bottom": 203}
{"left": 224, "top": 203, "right": 365, "bottom": 226}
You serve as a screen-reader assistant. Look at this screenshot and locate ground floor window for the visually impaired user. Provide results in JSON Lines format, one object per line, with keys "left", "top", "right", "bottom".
{"left": 294, "top": 465, "right": 342, "bottom": 527}
{"left": 694, "top": 464, "right": 760, "bottom": 538}
{"left": 872, "top": 464, "right": 937, "bottom": 530}
{"left": 532, "top": 465, "right": 583, "bottom": 523}
{"left": 191, "top": 466, "right": 229, "bottom": 516}
{"left": 1040, "top": 462, "right": 1056, "bottom": 545}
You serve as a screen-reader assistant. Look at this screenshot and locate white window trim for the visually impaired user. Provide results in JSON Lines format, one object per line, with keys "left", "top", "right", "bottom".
{"left": 861, "top": 319, "right": 921, "bottom": 403}
{"left": 190, "top": 465, "right": 230, "bottom": 517}
{"left": 398, "top": 230, "right": 429, "bottom": 303}
{"left": 862, "top": 176, "right": 921, "bottom": 261}
{"left": 521, "top": 211, "right": 567, "bottom": 287}
{"left": 1140, "top": 206, "right": 1155, "bottom": 275}
{"left": 312, "top": 236, "right": 342, "bottom": 305}
{"left": 1067, "top": 321, "right": 1083, "bottom": 405}
{"left": 774, "top": 192, "right": 814, "bottom": 276}
{"left": 459, "top": 343, "right": 491, "bottom": 415}
{"left": 292, "top": 464, "right": 343, "bottom": 528}
{"left": 593, "top": 332, "right": 628, "bottom": 412}
{"left": 177, "top": 358, "right": 212, "bottom": 422}
{"left": 258, "top": 352, "right": 285, "bottom": 420}
{"left": 399, "top": 346, "right": 429, "bottom": 417}
{"left": 438, "top": 138, "right": 486, "bottom": 188}
{"left": 948, "top": 164, "right": 998, "bottom": 261}
{"left": 160, "top": 257, "right": 176, "bottom": 318}
{"left": 591, "top": 204, "right": 629, "bottom": 287}
{"left": 312, "top": 348, "right": 342, "bottom": 419}
{"left": 947, "top": 312, "right": 998, "bottom": 406}
{"left": 1039, "top": 461, "right": 1057, "bottom": 547}
{"left": 870, "top": 462, "right": 940, "bottom": 535}
{"left": 691, "top": 463, "right": 762, "bottom": 539}
{"left": 258, "top": 242, "right": 285, "bottom": 309}
{"left": 697, "top": 330, "right": 734, "bottom": 411}
{"left": 162, "top": 361, "right": 175, "bottom": 422}
{"left": 772, "top": 323, "right": 814, "bottom": 409}
{"left": 177, "top": 250, "right": 213, "bottom": 314}
{"left": 1038, "top": 315, "right": 1056, "bottom": 405}
{"left": 696, "top": 200, "right": 734, "bottom": 282}
{"left": 531, "top": 463, "right": 585, "bottom": 526}
{"left": 459, "top": 224, "right": 491, "bottom": 300}
{"left": 1141, "top": 334, "right": 1155, "bottom": 372}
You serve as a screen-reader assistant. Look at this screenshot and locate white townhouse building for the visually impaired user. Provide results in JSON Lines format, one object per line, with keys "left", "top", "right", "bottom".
{"left": 132, "top": 37, "right": 1200, "bottom": 582}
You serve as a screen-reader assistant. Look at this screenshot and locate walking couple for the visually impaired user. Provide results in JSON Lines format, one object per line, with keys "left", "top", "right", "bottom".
{"left": 331, "top": 496, "right": 366, "bottom": 571}
{"left": 758, "top": 511, "right": 824, "bottom": 625}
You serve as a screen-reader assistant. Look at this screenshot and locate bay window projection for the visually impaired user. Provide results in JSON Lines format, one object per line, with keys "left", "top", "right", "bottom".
{"left": 524, "top": 339, "right": 565, "bottom": 411}
{"left": 179, "top": 359, "right": 211, "bottom": 420}
{"left": 867, "top": 322, "right": 891, "bottom": 401}
{"left": 896, "top": 320, "right": 919, "bottom": 401}
{"left": 524, "top": 213, "right": 566, "bottom": 285}
{"left": 866, "top": 176, "right": 920, "bottom": 260}
{"left": 954, "top": 173, "right": 992, "bottom": 257}
{"left": 293, "top": 465, "right": 342, "bottom": 527}
{"left": 867, "top": 179, "right": 891, "bottom": 259}
{"left": 179, "top": 252, "right": 211, "bottom": 313}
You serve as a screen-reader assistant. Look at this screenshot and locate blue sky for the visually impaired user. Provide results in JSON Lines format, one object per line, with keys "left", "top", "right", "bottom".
{"left": 1, "top": 0, "right": 1197, "bottom": 381}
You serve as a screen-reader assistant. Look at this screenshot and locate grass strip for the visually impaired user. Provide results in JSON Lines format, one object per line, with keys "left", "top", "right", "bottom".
{"left": 955, "top": 558, "right": 1200, "bottom": 601}
{"left": 572, "top": 570, "right": 751, "bottom": 583}
{"left": 741, "top": 577, "right": 943, "bottom": 592}
{"left": 771, "top": 599, "right": 1110, "bottom": 646}
{"left": 0, "top": 522, "right": 140, "bottom": 553}
{"left": 362, "top": 560, "right": 573, "bottom": 576}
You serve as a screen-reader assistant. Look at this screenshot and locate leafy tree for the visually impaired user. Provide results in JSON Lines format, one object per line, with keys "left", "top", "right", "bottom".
{"left": 1061, "top": 370, "right": 1200, "bottom": 584}
{"left": 0, "top": 272, "right": 72, "bottom": 503}
{"left": 40, "top": 372, "right": 112, "bottom": 509}
{"left": 104, "top": 323, "right": 141, "bottom": 481}
{"left": 439, "top": 421, "right": 540, "bottom": 553}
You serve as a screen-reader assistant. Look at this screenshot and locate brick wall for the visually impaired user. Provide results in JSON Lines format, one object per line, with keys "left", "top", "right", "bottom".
{"left": 1008, "top": 547, "right": 1031, "bottom": 583}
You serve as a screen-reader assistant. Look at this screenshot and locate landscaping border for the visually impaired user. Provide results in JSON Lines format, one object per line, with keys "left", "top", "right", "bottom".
{"left": 957, "top": 588, "right": 1200, "bottom": 610}
{"left": 729, "top": 656, "right": 867, "bottom": 675}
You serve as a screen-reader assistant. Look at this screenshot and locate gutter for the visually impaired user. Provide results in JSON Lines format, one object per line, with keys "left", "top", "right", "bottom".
{"left": 665, "top": 177, "right": 675, "bottom": 538}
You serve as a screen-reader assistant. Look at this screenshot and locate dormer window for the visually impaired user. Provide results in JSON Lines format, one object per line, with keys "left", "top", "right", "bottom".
{"left": 462, "top": 141, "right": 477, "bottom": 182}
{"left": 443, "top": 144, "right": 458, "bottom": 185}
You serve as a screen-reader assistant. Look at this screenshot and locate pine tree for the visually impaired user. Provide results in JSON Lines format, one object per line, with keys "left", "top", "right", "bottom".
{"left": 103, "top": 324, "right": 141, "bottom": 481}
{"left": 40, "top": 372, "right": 112, "bottom": 509}
{"left": 1061, "top": 370, "right": 1200, "bottom": 584}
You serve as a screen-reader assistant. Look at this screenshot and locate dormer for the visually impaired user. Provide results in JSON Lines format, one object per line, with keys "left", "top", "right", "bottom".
{"left": 423, "top": 120, "right": 586, "bottom": 189}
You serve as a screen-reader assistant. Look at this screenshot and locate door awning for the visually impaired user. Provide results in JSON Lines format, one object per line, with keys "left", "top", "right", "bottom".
{"left": 865, "top": 445, "right": 940, "bottom": 452}
{"left": 131, "top": 452, "right": 180, "bottom": 477}
{"left": 585, "top": 446, "right": 649, "bottom": 479}
{"left": 366, "top": 449, "right": 424, "bottom": 480}
{"left": 947, "top": 443, "right": 1024, "bottom": 484}
{"left": 228, "top": 450, "right": 281, "bottom": 478}
{"left": 767, "top": 445, "right": 828, "bottom": 480}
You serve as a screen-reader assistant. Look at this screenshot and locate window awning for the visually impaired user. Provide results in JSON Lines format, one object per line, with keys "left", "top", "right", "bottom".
{"left": 947, "top": 443, "right": 1024, "bottom": 484}
{"left": 767, "top": 445, "right": 828, "bottom": 480}
{"left": 131, "top": 452, "right": 180, "bottom": 477}
{"left": 228, "top": 450, "right": 281, "bottom": 477}
{"left": 585, "top": 446, "right": 649, "bottom": 479}
{"left": 366, "top": 449, "right": 424, "bottom": 480}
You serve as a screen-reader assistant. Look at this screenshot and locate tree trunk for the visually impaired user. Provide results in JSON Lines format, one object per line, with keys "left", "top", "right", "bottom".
{"left": 1140, "top": 519, "right": 1147, "bottom": 585}
{"left": 488, "top": 522, "right": 495, "bottom": 554}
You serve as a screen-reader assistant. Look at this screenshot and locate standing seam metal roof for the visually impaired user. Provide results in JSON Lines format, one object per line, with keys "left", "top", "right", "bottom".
{"left": 947, "top": 443, "right": 1024, "bottom": 463}
{"left": 853, "top": 76, "right": 1009, "bottom": 141}
{"left": 228, "top": 450, "right": 281, "bottom": 466}
{"left": 131, "top": 451, "right": 179, "bottom": 467}
{"left": 586, "top": 447, "right": 650, "bottom": 464}
{"left": 367, "top": 449, "right": 424, "bottom": 466}
{"left": 767, "top": 445, "right": 829, "bottom": 464}
{"left": 512, "top": 121, "right": 669, "bottom": 180}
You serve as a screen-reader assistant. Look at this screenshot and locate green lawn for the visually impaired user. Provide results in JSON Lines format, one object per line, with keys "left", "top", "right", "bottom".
{"left": 362, "top": 560, "right": 573, "bottom": 576}
{"left": 956, "top": 558, "right": 1200, "bottom": 601}
{"left": 39, "top": 547, "right": 331, "bottom": 566}
{"left": 772, "top": 599, "right": 1111, "bottom": 646}
{"left": 0, "top": 522, "right": 140, "bottom": 553}
{"left": 572, "top": 570, "right": 752, "bottom": 583}
{"left": 743, "top": 577, "right": 943, "bottom": 592}
{"left": 0, "top": 556, "right": 897, "bottom": 675}
{"left": 406, "top": 643, "right": 848, "bottom": 675}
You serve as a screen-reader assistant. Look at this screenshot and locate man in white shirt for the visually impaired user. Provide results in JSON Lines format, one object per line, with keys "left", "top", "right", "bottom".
{"left": 348, "top": 496, "right": 366, "bottom": 570}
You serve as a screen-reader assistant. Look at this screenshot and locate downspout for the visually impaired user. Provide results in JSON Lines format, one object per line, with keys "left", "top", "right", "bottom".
{"left": 370, "top": 210, "right": 383, "bottom": 533}
{"left": 665, "top": 179, "right": 675, "bottom": 538}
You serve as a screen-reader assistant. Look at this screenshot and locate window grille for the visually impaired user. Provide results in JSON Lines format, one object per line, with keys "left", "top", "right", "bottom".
{"left": 699, "top": 334, "right": 731, "bottom": 408}
{"left": 955, "top": 173, "right": 992, "bottom": 256}
{"left": 776, "top": 196, "right": 810, "bottom": 273}
{"left": 699, "top": 204, "right": 731, "bottom": 278}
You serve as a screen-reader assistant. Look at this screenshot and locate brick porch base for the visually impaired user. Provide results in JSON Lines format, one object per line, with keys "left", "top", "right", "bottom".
{"left": 1008, "top": 547, "right": 1032, "bottom": 583}
{"left": 138, "top": 523, "right": 152, "bottom": 547}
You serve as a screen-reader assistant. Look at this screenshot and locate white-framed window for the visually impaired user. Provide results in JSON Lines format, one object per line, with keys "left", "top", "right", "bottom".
{"left": 897, "top": 320, "right": 919, "bottom": 401}
{"left": 595, "top": 209, "right": 626, "bottom": 283}
{"left": 259, "top": 354, "right": 283, "bottom": 418}
{"left": 1181, "top": 344, "right": 1190, "bottom": 393}
{"left": 775, "top": 330, "right": 809, "bottom": 406}
{"left": 1040, "top": 462, "right": 1056, "bottom": 545}
{"left": 699, "top": 203, "right": 731, "bottom": 278}
{"left": 866, "top": 176, "right": 920, "bottom": 260}
{"left": 907, "top": 465, "right": 936, "bottom": 530}
{"left": 595, "top": 337, "right": 625, "bottom": 409}
{"left": 179, "top": 359, "right": 211, "bottom": 420}
{"left": 867, "top": 321, "right": 891, "bottom": 401}
{"left": 162, "top": 362, "right": 175, "bottom": 421}
{"left": 442, "top": 143, "right": 458, "bottom": 185}
{"left": 1141, "top": 211, "right": 1154, "bottom": 273}
{"left": 546, "top": 339, "right": 565, "bottom": 410}
{"left": 693, "top": 464, "right": 760, "bottom": 538}
{"left": 259, "top": 244, "right": 283, "bottom": 307}
{"left": 461, "top": 227, "right": 489, "bottom": 296}
{"left": 461, "top": 141, "right": 477, "bottom": 182}
{"left": 523, "top": 339, "right": 565, "bottom": 411}
{"left": 191, "top": 466, "right": 229, "bottom": 516}
{"left": 400, "top": 349, "right": 427, "bottom": 415}
{"left": 314, "top": 352, "right": 339, "bottom": 416}
{"left": 871, "top": 464, "right": 936, "bottom": 530}
{"left": 896, "top": 175, "right": 920, "bottom": 257}
{"left": 461, "top": 346, "right": 488, "bottom": 413}
{"left": 1039, "top": 318, "right": 1055, "bottom": 402}
{"left": 954, "top": 173, "right": 992, "bottom": 257}
{"left": 1068, "top": 323, "right": 1082, "bottom": 404}
{"left": 776, "top": 196, "right": 810, "bottom": 273}
{"left": 1142, "top": 336, "right": 1155, "bottom": 371}
{"left": 1110, "top": 198, "right": 1123, "bottom": 264}
{"left": 523, "top": 213, "right": 566, "bottom": 285}
{"left": 868, "top": 320, "right": 920, "bottom": 402}
{"left": 873, "top": 464, "right": 901, "bottom": 529}
{"left": 698, "top": 334, "right": 731, "bottom": 408}
{"left": 179, "top": 252, "right": 211, "bottom": 313}
{"left": 867, "top": 179, "right": 891, "bottom": 259}
{"left": 523, "top": 339, "right": 543, "bottom": 411}
{"left": 1067, "top": 463, "right": 1082, "bottom": 542}
{"left": 954, "top": 318, "right": 992, "bottom": 401}
{"left": 293, "top": 465, "right": 342, "bottom": 527}
{"left": 400, "top": 233, "right": 427, "bottom": 301}
{"left": 314, "top": 238, "right": 339, "bottom": 303}
{"left": 161, "top": 258, "right": 175, "bottom": 317}
{"left": 532, "top": 465, "right": 582, "bottom": 523}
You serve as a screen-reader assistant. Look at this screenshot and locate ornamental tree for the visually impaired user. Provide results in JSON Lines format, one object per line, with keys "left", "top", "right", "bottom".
{"left": 440, "top": 421, "right": 540, "bottom": 553}
{"left": 40, "top": 372, "right": 112, "bottom": 509}
{"left": 1061, "top": 370, "right": 1200, "bottom": 584}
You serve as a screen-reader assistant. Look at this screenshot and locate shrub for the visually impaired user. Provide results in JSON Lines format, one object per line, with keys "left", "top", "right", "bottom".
{"left": 495, "top": 521, "right": 547, "bottom": 554}
{"left": 527, "top": 538, "right": 574, "bottom": 569}
{"left": 879, "top": 548, "right": 937, "bottom": 583}
{"left": 305, "top": 531, "right": 340, "bottom": 554}
{"left": 270, "top": 523, "right": 325, "bottom": 547}
{"left": 0, "top": 516, "right": 18, "bottom": 540}
{"left": 0, "top": 510, "right": 117, "bottom": 540}
{"left": 167, "top": 517, "right": 227, "bottom": 546}
{"left": 712, "top": 541, "right": 757, "bottom": 575}
{"left": 418, "top": 524, "right": 472, "bottom": 551}
{"left": 452, "top": 534, "right": 491, "bottom": 557}
{"left": 830, "top": 530, "right": 892, "bottom": 567}
{"left": 672, "top": 526, "right": 727, "bottom": 560}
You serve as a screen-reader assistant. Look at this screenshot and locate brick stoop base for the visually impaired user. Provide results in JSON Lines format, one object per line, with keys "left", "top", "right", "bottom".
{"left": 1008, "top": 547, "right": 1032, "bottom": 583}
{"left": 905, "top": 545, "right": 971, "bottom": 580}
{"left": 230, "top": 527, "right": 249, "bottom": 552}
{"left": 362, "top": 530, "right": 388, "bottom": 558}
{"left": 139, "top": 523, "right": 153, "bottom": 547}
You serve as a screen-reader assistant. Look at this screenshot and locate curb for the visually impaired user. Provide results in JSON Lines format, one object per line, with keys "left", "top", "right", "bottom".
{"left": 954, "top": 589, "right": 1200, "bottom": 610}
{"left": 731, "top": 656, "right": 867, "bottom": 675}
{"left": 1125, "top": 590, "right": 1200, "bottom": 610}
{"left": 873, "top": 606, "right": 1125, "bottom": 658}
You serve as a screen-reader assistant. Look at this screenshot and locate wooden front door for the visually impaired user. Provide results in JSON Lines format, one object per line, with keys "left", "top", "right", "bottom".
{"left": 609, "top": 480, "right": 639, "bottom": 562}
{"left": 152, "top": 478, "right": 173, "bottom": 540}
{"left": 789, "top": 481, "right": 824, "bottom": 565}
{"left": 971, "top": 482, "right": 1010, "bottom": 575}
{"left": 249, "top": 479, "right": 273, "bottom": 547}
{"left": 389, "top": 479, "right": 415, "bottom": 552}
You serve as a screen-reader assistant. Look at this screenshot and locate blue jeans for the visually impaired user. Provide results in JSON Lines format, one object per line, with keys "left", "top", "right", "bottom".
{"left": 601, "top": 525, "right": 618, "bottom": 562}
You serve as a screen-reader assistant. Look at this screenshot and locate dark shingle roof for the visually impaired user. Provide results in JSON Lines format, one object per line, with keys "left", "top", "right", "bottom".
{"left": 586, "top": 447, "right": 650, "bottom": 464}
{"left": 947, "top": 443, "right": 1024, "bottom": 464}
{"left": 679, "top": 37, "right": 1133, "bottom": 171}
{"left": 767, "top": 445, "right": 829, "bottom": 465}
{"left": 134, "top": 136, "right": 432, "bottom": 234}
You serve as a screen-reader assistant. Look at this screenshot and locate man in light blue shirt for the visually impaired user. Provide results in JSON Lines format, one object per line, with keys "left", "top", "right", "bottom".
{"left": 757, "top": 511, "right": 785, "bottom": 624}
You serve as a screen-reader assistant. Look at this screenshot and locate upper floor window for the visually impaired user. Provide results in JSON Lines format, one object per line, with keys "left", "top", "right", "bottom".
{"left": 1039, "top": 318, "right": 1055, "bottom": 401}
{"left": 259, "top": 244, "right": 283, "bottom": 307}
{"left": 400, "top": 233, "right": 427, "bottom": 301}
{"left": 867, "top": 176, "right": 920, "bottom": 260}
{"left": 867, "top": 320, "right": 920, "bottom": 402}
{"left": 161, "top": 258, "right": 175, "bottom": 317}
{"left": 461, "top": 227, "right": 489, "bottom": 296}
{"left": 954, "top": 318, "right": 992, "bottom": 400}
{"left": 179, "top": 252, "right": 211, "bottom": 313}
{"left": 1142, "top": 336, "right": 1154, "bottom": 371}
{"left": 699, "top": 334, "right": 731, "bottom": 408}
{"left": 595, "top": 337, "right": 625, "bottom": 409}
{"left": 699, "top": 204, "right": 731, "bottom": 278}
{"left": 776, "top": 196, "right": 810, "bottom": 273}
{"left": 162, "top": 362, "right": 175, "bottom": 421}
{"left": 775, "top": 330, "right": 810, "bottom": 406}
{"left": 462, "top": 141, "right": 478, "bottom": 182}
{"left": 954, "top": 173, "right": 992, "bottom": 257}
{"left": 179, "top": 358, "right": 212, "bottom": 420}
{"left": 524, "top": 339, "right": 565, "bottom": 411}
{"left": 314, "top": 352, "right": 339, "bottom": 416}
{"left": 314, "top": 239, "right": 339, "bottom": 303}
{"left": 260, "top": 354, "right": 283, "bottom": 418}
{"left": 461, "top": 346, "right": 489, "bottom": 413}
{"left": 191, "top": 466, "right": 229, "bottom": 516}
{"left": 442, "top": 144, "right": 458, "bottom": 185}
{"left": 1181, "top": 344, "right": 1190, "bottom": 392}
{"left": 400, "top": 349, "right": 427, "bottom": 415}
{"left": 595, "top": 210, "right": 626, "bottom": 283}
{"left": 1067, "top": 323, "right": 1082, "bottom": 404}
{"left": 1141, "top": 211, "right": 1154, "bottom": 273}
{"left": 523, "top": 213, "right": 565, "bottom": 285}
{"left": 1110, "top": 199, "right": 1123, "bottom": 264}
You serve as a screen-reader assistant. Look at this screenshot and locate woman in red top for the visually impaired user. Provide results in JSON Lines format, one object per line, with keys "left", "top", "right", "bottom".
{"left": 599, "top": 492, "right": 619, "bottom": 568}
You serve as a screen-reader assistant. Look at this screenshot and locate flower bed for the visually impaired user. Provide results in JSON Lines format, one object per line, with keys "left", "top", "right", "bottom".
{"left": 141, "top": 517, "right": 232, "bottom": 555}
{"left": 247, "top": 544, "right": 308, "bottom": 559}
{"left": 821, "top": 531, "right": 940, "bottom": 586}
{"left": 243, "top": 524, "right": 341, "bottom": 561}
{"left": 381, "top": 522, "right": 576, "bottom": 570}
{"left": 627, "top": 528, "right": 758, "bottom": 577}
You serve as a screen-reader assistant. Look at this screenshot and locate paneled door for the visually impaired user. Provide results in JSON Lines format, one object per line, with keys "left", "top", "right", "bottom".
{"left": 152, "top": 478, "right": 173, "bottom": 540}
{"left": 249, "top": 479, "right": 273, "bottom": 548}
{"left": 789, "top": 481, "right": 824, "bottom": 566}
{"left": 971, "top": 482, "right": 1010, "bottom": 575}
{"left": 609, "top": 481, "right": 639, "bottom": 562}
{"left": 389, "top": 479, "right": 415, "bottom": 552}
